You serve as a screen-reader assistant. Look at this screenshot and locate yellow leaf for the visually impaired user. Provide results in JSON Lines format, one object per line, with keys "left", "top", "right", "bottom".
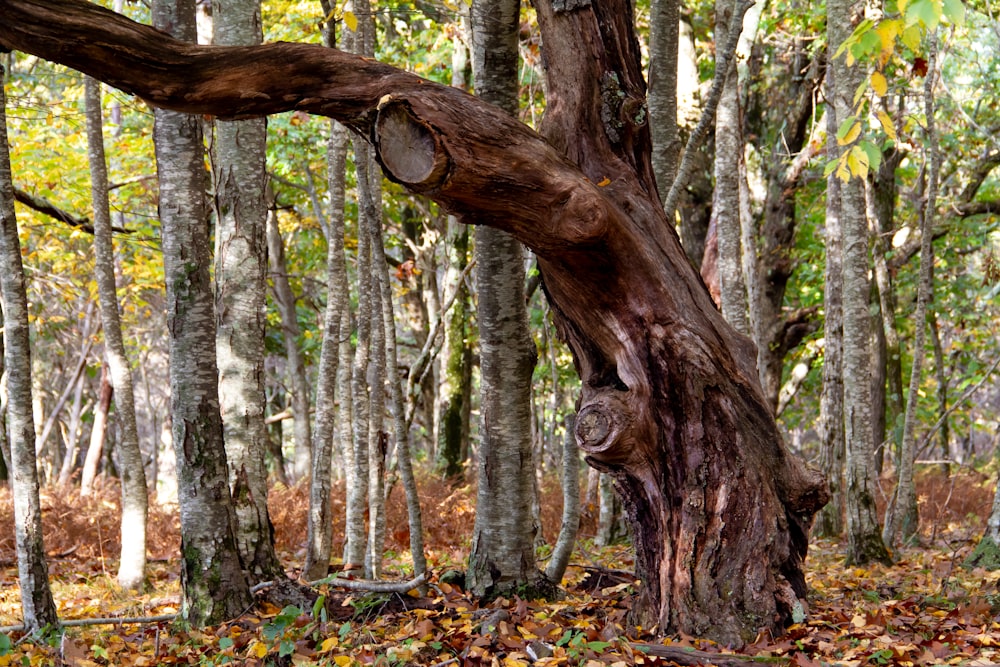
{"left": 343, "top": 10, "right": 358, "bottom": 32}
{"left": 847, "top": 145, "right": 870, "bottom": 179}
{"left": 837, "top": 121, "right": 862, "bottom": 146}
{"left": 876, "top": 110, "right": 897, "bottom": 142}
{"left": 597, "top": 177, "right": 611, "bottom": 186}
{"left": 836, "top": 158, "right": 852, "bottom": 183}
{"left": 871, "top": 71, "right": 888, "bottom": 97}
{"left": 247, "top": 640, "right": 268, "bottom": 659}
{"left": 318, "top": 637, "right": 340, "bottom": 653}
{"left": 334, "top": 656, "right": 353, "bottom": 667}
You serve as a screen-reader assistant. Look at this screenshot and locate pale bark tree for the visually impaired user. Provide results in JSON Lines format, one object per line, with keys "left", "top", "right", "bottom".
{"left": 712, "top": 0, "right": 749, "bottom": 335}
{"left": 265, "top": 210, "right": 312, "bottom": 483}
{"left": 211, "top": 0, "right": 283, "bottom": 581}
{"left": 437, "top": 218, "right": 473, "bottom": 481}
{"left": 815, "top": 138, "right": 846, "bottom": 539}
{"left": 828, "top": 0, "right": 892, "bottom": 565}
{"left": 151, "top": 0, "right": 252, "bottom": 625}
{"left": 84, "top": 74, "right": 148, "bottom": 591}
{"left": 545, "top": 413, "right": 579, "bottom": 584}
{"left": 884, "top": 34, "right": 940, "bottom": 548}
{"left": 467, "top": 0, "right": 546, "bottom": 599}
{"left": 0, "top": 0, "right": 830, "bottom": 642}
{"left": 0, "top": 61, "right": 59, "bottom": 633}
{"left": 80, "top": 364, "right": 112, "bottom": 493}
{"left": 303, "top": 3, "right": 351, "bottom": 580}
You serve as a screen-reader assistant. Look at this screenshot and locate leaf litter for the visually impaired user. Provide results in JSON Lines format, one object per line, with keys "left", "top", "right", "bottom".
{"left": 0, "top": 470, "right": 997, "bottom": 666}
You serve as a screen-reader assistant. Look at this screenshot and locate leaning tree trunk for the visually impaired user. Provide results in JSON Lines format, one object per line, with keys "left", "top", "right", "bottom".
{"left": 84, "top": 75, "right": 149, "bottom": 591}
{"left": 0, "top": 62, "right": 59, "bottom": 633}
{"left": 0, "top": 0, "right": 829, "bottom": 644}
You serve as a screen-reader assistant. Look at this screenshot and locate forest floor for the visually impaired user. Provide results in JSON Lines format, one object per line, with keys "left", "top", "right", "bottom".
{"left": 0, "top": 467, "right": 998, "bottom": 666}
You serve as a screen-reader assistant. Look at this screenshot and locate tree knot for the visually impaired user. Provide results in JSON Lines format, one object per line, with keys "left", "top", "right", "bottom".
{"left": 576, "top": 391, "right": 636, "bottom": 464}
{"left": 373, "top": 98, "right": 450, "bottom": 192}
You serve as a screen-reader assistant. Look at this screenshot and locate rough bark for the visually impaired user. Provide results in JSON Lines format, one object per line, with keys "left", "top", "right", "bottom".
{"left": 0, "top": 0, "right": 829, "bottom": 643}
{"left": 0, "top": 62, "right": 60, "bottom": 633}
{"left": 152, "top": 0, "right": 253, "bottom": 625}
{"left": 84, "top": 75, "right": 149, "bottom": 591}
{"left": 466, "top": 0, "right": 546, "bottom": 600}
{"left": 211, "top": 0, "right": 283, "bottom": 582}
{"left": 827, "top": 0, "right": 892, "bottom": 566}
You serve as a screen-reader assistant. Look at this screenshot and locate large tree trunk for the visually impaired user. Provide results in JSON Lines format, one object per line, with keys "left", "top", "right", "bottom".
{"left": 466, "top": 0, "right": 545, "bottom": 600}
{"left": 152, "top": 0, "right": 253, "bottom": 625}
{"left": 0, "top": 0, "right": 828, "bottom": 643}
{"left": 211, "top": 0, "right": 283, "bottom": 582}
{"left": 84, "top": 75, "right": 149, "bottom": 591}
{"left": 0, "top": 62, "right": 59, "bottom": 632}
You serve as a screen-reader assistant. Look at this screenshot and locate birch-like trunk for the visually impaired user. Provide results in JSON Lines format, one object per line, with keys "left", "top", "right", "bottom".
{"left": 829, "top": 0, "right": 892, "bottom": 565}
{"left": 0, "top": 62, "right": 59, "bottom": 632}
{"left": 884, "top": 34, "right": 939, "bottom": 548}
{"left": 466, "top": 0, "right": 545, "bottom": 599}
{"left": 265, "top": 210, "right": 312, "bottom": 483}
{"left": 84, "top": 75, "right": 149, "bottom": 591}
{"left": 545, "top": 413, "right": 579, "bottom": 584}
{"left": 152, "top": 0, "right": 252, "bottom": 625}
{"left": 815, "top": 160, "right": 845, "bottom": 538}
{"left": 211, "top": 0, "right": 282, "bottom": 582}
{"left": 712, "top": 0, "right": 748, "bottom": 335}
{"left": 303, "top": 4, "right": 351, "bottom": 579}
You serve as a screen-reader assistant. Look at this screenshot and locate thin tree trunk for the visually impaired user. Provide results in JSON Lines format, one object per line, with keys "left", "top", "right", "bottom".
{"left": 81, "top": 364, "right": 113, "bottom": 494}
{"left": 829, "top": 0, "right": 891, "bottom": 565}
{"left": 265, "top": 210, "right": 312, "bottom": 483}
{"left": 303, "top": 3, "right": 351, "bottom": 580}
{"left": 56, "top": 373, "right": 87, "bottom": 487}
{"left": 152, "top": 0, "right": 252, "bottom": 625}
{"left": 0, "top": 62, "right": 59, "bottom": 632}
{"left": 647, "top": 0, "right": 679, "bottom": 199}
{"left": 884, "top": 33, "right": 939, "bottom": 549}
{"left": 545, "top": 413, "right": 579, "bottom": 585}
{"left": 437, "top": 218, "right": 472, "bottom": 481}
{"left": 84, "top": 74, "right": 149, "bottom": 590}
{"left": 712, "top": 0, "right": 748, "bottom": 335}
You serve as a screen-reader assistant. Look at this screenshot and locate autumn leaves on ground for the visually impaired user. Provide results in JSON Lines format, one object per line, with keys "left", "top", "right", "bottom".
{"left": 0, "top": 470, "right": 998, "bottom": 666}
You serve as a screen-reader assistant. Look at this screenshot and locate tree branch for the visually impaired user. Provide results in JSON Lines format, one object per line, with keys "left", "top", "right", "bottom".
{"left": 13, "top": 187, "right": 131, "bottom": 234}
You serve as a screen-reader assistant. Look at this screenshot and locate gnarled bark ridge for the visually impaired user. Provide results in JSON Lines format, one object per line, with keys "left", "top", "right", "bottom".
{"left": 0, "top": 0, "right": 828, "bottom": 644}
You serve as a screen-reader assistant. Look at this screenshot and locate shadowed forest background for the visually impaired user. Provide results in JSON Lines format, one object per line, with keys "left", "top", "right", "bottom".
{"left": 0, "top": 0, "right": 999, "bottom": 662}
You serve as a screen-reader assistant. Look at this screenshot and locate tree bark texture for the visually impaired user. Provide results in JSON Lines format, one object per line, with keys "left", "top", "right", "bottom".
{"left": 0, "top": 63, "right": 60, "bottom": 632}
{"left": 827, "top": 0, "right": 892, "bottom": 566}
{"left": 0, "top": 0, "right": 828, "bottom": 643}
{"left": 151, "top": 0, "right": 253, "bottom": 625}
{"left": 303, "top": 120, "right": 350, "bottom": 580}
{"left": 211, "top": 0, "right": 283, "bottom": 582}
{"left": 84, "top": 75, "right": 149, "bottom": 591}
{"left": 815, "top": 122, "right": 845, "bottom": 540}
{"left": 884, "top": 34, "right": 939, "bottom": 548}
{"left": 466, "top": 0, "right": 546, "bottom": 600}
{"left": 712, "top": 0, "right": 749, "bottom": 336}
